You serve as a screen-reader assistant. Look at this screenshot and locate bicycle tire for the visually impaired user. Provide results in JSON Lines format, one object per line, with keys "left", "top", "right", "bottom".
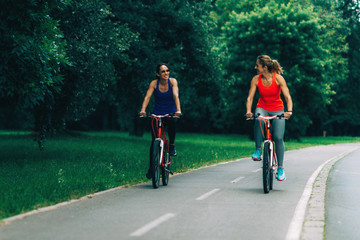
{"left": 262, "top": 142, "right": 271, "bottom": 193}
{"left": 151, "top": 140, "right": 161, "bottom": 189}
{"left": 161, "top": 143, "right": 170, "bottom": 186}
{"left": 270, "top": 168, "right": 274, "bottom": 190}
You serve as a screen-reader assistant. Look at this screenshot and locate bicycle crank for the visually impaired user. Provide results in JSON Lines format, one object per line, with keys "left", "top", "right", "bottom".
{"left": 165, "top": 169, "right": 174, "bottom": 175}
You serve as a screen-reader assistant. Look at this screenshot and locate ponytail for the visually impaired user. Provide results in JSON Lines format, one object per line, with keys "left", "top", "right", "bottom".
{"left": 272, "top": 60, "right": 283, "bottom": 74}
{"left": 257, "top": 55, "right": 283, "bottom": 74}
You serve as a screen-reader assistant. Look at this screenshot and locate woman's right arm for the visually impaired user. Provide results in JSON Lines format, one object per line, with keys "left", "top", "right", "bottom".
{"left": 140, "top": 80, "right": 156, "bottom": 116}
{"left": 246, "top": 76, "right": 258, "bottom": 118}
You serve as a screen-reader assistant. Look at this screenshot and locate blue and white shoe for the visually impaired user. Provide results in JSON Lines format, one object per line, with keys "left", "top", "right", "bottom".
{"left": 277, "top": 168, "right": 286, "bottom": 181}
{"left": 251, "top": 148, "right": 262, "bottom": 161}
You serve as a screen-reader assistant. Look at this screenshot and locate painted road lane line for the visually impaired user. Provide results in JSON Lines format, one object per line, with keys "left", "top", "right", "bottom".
{"left": 196, "top": 188, "right": 220, "bottom": 201}
{"left": 130, "top": 213, "right": 176, "bottom": 237}
{"left": 252, "top": 168, "right": 262, "bottom": 173}
{"left": 231, "top": 176, "right": 245, "bottom": 183}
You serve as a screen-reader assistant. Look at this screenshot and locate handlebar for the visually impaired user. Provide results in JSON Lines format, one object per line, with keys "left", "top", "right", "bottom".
{"left": 139, "top": 113, "right": 181, "bottom": 119}
{"left": 246, "top": 113, "right": 287, "bottom": 120}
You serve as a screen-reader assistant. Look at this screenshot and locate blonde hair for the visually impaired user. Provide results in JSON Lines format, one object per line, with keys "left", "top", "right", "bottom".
{"left": 257, "top": 55, "right": 283, "bottom": 74}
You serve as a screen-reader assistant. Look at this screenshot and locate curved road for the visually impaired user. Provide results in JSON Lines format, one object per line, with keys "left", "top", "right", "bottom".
{"left": 1, "top": 143, "right": 359, "bottom": 240}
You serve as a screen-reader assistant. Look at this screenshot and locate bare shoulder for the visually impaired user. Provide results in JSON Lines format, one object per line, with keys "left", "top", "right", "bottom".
{"left": 170, "top": 78, "right": 178, "bottom": 86}
{"left": 251, "top": 75, "right": 260, "bottom": 84}
{"left": 275, "top": 74, "right": 286, "bottom": 85}
{"left": 150, "top": 79, "right": 157, "bottom": 87}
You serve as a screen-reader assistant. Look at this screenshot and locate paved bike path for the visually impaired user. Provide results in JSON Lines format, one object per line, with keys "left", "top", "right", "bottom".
{"left": 0, "top": 143, "right": 359, "bottom": 240}
{"left": 325, "top": 147, "right": 360, "bottom": 240}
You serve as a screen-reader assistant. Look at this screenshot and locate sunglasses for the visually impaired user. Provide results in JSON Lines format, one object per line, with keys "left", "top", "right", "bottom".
{"left": 160, "top": 70, "right": 170, "bottom": 74}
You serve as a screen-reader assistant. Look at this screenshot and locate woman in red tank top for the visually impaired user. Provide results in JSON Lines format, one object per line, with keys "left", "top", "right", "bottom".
{"left": 245, "top": 55, "right": 293, "bottom": 181}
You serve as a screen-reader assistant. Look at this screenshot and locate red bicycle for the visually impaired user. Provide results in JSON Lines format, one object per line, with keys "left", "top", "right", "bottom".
{"left": 144, "top": 114, "right": 178, "bottom": 188}
{"left": 248, "top": 113, "right": 286, "bottom": 193}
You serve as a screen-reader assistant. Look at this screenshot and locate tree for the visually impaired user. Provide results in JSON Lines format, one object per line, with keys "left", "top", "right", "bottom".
{"left": 107, "top": 0, "right": 224, "bottom": 134}
{"left": 49, "top": 0, "right": 135, "bottom": 129}
{"left": 0, "top": 0, "right": 69, "bottom": 129}
{"left": 323, "top": 0, "right": 360, "bottom": 135}
{"left": 221, "top": 0, "right": 348, "bottom": 137}
{"left": 0, "top": 0, "right": 135, "bottom": 148}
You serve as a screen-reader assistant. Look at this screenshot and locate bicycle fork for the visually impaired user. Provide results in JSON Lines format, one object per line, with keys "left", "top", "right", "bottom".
{"left": 265, "top": 121, "right": 277, "bottom": 171}
{"left": 154, "top": 138, "right": 174, "bottom": 175}
{"left": 155, "top": 138, "right": 164, "bottom": 166}
{"left": 267, "top": 140, "right": 276, "bottom": 170}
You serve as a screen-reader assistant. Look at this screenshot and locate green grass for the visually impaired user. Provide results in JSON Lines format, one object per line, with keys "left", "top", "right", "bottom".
{"left": 0, "top": 131, "right": 359, "bottom": 220}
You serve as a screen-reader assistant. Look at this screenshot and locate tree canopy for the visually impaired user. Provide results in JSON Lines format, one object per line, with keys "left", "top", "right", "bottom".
{"left": 0, "top": 0, "right": 359, "bottom": 140}
{"left": 221, "top": 0, "right": 348, "bottom": 137}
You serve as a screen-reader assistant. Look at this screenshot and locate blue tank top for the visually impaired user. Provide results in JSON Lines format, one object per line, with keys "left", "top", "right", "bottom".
{"left": 152, "top": 78, "right": 176, "bottom": 115}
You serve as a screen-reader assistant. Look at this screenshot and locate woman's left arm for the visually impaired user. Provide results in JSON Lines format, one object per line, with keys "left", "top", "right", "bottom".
{"left": 171, "top": 78, "right": 182, "bottom": 116}
{"left": 277, "top": 75, "right": 293, "bottom": 118}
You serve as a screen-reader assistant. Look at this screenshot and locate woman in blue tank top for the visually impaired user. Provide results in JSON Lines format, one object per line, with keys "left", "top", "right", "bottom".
{"left": 140, "top": 63, "right": 182, "bottom": 179}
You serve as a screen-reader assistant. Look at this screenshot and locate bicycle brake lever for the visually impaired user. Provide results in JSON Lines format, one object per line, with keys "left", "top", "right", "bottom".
{"left": 277, "top": 113, "right": 285, "bottom": 119}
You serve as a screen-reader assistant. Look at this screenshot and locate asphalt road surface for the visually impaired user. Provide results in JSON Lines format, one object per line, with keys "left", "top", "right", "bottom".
{"left": 325, "top": 145, "right": 360, "bottom": 240}
{"left": 1, "top": 143, "right": 359, "bottom": 240}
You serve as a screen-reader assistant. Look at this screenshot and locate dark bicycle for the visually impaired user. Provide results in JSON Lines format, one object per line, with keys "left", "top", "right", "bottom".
{"left": 248, "top": 113, "right": 286, "bottom": 193}
{"left": 142, "top": 113, "right": 178, "bottom": 188}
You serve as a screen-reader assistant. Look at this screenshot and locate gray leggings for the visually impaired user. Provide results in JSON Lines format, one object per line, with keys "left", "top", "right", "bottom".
{"left": 254, "top": 108, "right": 285, "bottom": 167}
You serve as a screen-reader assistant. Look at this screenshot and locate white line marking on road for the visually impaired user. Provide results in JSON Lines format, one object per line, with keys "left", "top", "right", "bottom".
{"left": 231, "top": 176, "right": 244, "bottom": 183}
{"left": 252, "top": 168, "right": 262, "bottom": 173}
{"left": 130, "top": 213, "right": 176, "bottom": 237}
{"left": 285, "top": 147, "right": 359, "bottom": 240}
{"left": 196, "top": 188, "right": 220, "bottom": 201}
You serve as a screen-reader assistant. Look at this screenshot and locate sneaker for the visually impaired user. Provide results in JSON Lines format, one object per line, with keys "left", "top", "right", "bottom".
{"left": 169, "top": 144, "right": 177, "bottom": 156}
{"left": 277, "top": 168, "right": 286, "bottom": 181}
{"left": 146, "top": 169, "right": 151, "bottom": 179}
{"left": 251, "top": 148, "right": 261, "bottom": 161}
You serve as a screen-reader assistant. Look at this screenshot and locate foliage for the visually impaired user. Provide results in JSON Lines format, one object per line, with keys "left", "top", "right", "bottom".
{"left": 51, "top": 0, "right": 135, "bottom": 126}
{"left": 0, "top": 0, "right": 359, "bottom": 137}
{"left": 0, "top": 0, "right": 69, "bottom": 110}
{"left": 221, "top": 0, "right": 348, "bottom": 137}
{"left": 0, "top": 0, "right": 135, "bottom": 144}
{"left": 324, "top": 0, "right": 360, "bottom": 135}
{"left": 107, "top": 0, "right": 223, "bottom": 134}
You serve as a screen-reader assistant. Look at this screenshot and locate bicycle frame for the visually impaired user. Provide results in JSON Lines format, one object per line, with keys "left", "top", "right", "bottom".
{"left": 140, "top": 113, "right": 176, "bottom": 188}
{"left": 151, "top": 114, "right": 171, "bottom": 168}
{"left": 248, "top": 114, "right": 285, "bottom": 193}
{"left": 261, "top": 117, "right": 277, "bottom": 171}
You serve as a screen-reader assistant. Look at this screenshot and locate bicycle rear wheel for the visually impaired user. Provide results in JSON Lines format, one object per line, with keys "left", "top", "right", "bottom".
{"left": 161, "top": 144, "right": 170, "bottom": 186}
{"left": 151, "top": 140, "right": 161, "bottom": 188}
{"left": 262, "top": 142, "right": 271, "bottom": 193}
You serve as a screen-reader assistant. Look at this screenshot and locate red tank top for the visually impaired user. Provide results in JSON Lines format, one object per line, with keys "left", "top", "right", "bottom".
{"left": 256, "top": 72, "right": 284, "bottom": 111}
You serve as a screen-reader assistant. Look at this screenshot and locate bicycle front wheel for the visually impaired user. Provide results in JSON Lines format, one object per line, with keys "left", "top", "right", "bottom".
{"left": 151, "top": 140, "right": 161, "bottom": 189}
{"left": 262, "top": 142, "right": 271, "bottom": 193}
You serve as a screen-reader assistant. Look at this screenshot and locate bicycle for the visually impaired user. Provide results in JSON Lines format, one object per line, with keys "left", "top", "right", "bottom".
{"left": 141, "top": 113, "right": 178, "bottom": 188}
{"left": 247, "top": 113, "right": 286, "bottom": 193}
